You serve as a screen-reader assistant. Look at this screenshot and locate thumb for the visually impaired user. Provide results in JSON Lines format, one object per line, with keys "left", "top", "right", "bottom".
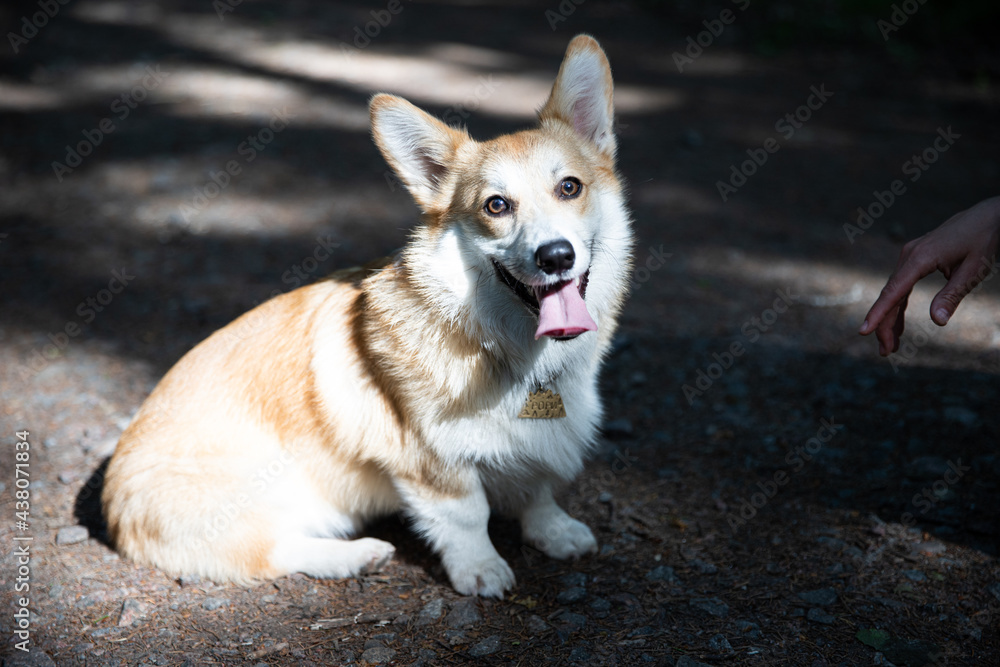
{"left": 929, "top": 256, "right": 986, "bottom": 325}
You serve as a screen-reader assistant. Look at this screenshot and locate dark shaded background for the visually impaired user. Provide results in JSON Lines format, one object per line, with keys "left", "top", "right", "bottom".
{"left": 1, "top": 1, "right": 998, "bottom": 665}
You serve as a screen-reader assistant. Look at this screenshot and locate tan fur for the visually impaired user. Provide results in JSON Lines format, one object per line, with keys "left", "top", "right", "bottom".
{"left": 102, "top": 34, "right": 632, "bottom": 593}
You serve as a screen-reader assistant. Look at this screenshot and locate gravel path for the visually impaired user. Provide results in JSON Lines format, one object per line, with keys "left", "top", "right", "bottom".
{"left": 1, "top": 1, "right": 998, "bottom": 665}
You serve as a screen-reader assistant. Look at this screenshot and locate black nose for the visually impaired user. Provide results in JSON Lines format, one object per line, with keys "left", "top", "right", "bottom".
{"left": 535, "top": 240, "right": 575, "bottom": 274}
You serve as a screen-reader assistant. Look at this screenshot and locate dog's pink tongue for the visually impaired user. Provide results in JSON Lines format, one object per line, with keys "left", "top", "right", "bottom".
{"left": 534, "top": 279, "right": 597, "bottom": 339}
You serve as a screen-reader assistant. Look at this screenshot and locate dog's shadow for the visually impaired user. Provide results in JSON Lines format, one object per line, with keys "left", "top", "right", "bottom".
{"left": 74, "top": 458, "right": 112, "bottom": 547}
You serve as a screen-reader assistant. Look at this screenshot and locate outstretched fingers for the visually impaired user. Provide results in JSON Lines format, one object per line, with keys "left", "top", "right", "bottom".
{"left": 860, "top": 243, "right": 937, "bottom": 338}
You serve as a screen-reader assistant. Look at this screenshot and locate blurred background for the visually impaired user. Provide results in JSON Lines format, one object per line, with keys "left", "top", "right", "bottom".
{"left": 1, "top": 1, "right": 999, "bottom": 664}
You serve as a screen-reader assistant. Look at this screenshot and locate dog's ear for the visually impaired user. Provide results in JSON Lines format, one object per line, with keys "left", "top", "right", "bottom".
{"left": 370, "top": 94, "right": 469, "bottom": 212}
{"left": 538, "top": 34, "right": 616, "bottom": 158}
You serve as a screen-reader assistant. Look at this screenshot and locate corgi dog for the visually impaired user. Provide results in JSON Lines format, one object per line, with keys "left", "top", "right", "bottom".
{"left": 101, "top": 34, "right": 633, "bottom": 598}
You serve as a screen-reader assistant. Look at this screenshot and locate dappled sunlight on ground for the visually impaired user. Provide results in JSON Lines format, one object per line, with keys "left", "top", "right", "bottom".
{"left": 1, "top": 0, "right": 998, "bottom": 664}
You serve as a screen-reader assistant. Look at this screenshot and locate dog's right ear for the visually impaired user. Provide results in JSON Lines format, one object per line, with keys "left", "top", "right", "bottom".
{"left": 370, "top": 94, "right": 469, "bottom": 212}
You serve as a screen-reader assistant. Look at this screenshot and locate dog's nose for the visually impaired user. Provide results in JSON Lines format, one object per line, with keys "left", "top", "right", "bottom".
{"left": 535, "top": 240, "right": 575, "bottom": 274}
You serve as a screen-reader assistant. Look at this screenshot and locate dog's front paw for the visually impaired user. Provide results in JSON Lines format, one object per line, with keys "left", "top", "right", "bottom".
{"left": 447, "top": 555, "right": 516, "bottom": 598}
{"left": 528, "top": 517, "right": 597, "bottom": 560}
{"left": 352, "top": 537, "right": 396, "bottom": 574}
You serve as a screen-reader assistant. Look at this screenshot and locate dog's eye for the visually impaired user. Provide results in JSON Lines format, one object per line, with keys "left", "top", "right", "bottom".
{"left": 559, "top": 178, "right": 582, "bottom": 199}
{"left": 484, "top": 196, "right": 510, "bottom": 215}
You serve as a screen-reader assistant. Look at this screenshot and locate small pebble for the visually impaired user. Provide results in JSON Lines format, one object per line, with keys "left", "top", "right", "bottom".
{"left": 201, "top": 597, "right": 228, "bottom": 611}
{"left": 708, "top": 633, "right": 733, "bottom": 653}
{"left": 916, "top": 541, "right": 947, "bottom": 556}
{"left": 360, "top": 647, "right": 396, "bottom": 664}
{"left": 807, "top": 607, "right": 836, "bottom": 625}
{"left": 416, "top": 598, "right": 445, "bottom": 625}
{"left": 117, "top": 599, "right": 148, "bottom": 627}
{"left": 469, "top": 635, "right": 500, "bottom": 657}
{"left": 689, "top": 558, "right": 717, "bottom": 574}
{"left": 58, "top": 470, "right": 80, "bottom": 485}
{"left": 557, "top": 587, "right": 587, "bottom": 604}
{"left": 798, "top": 587, "right": 838, "bottom": 607}
{"left": 444, "top": 630, "right": 466, "bottom": 646}
{"left": 555, "top": 611, "right": 588, "bottom": 632}
{"left": 526, "top": 614, "right": 550, "bottom": 634}
{"left": 689, "top": 597, "right": 728, "bottom": 618}
{"left": 676, "top": 657, "right": 713, "bottom": 667}
{"left": 559, "top": 572, "right": 588, "bottom": 588}
{"left": 8, "top": 650, "right": 58, "bottom": 666}
{"left": 646, "top": 565, "right": 680, "bottom": 584}
{"left": 56, "top": 525, "right": 89, "bottom": 545}
{"left": 444, "top": 598, "right": 480, "bottom": 628}
{"left": 589, "top": 597, "right": 611, "bottom": 612}
{"left": 732, "top": 619, "right": 762, "bottom": 639}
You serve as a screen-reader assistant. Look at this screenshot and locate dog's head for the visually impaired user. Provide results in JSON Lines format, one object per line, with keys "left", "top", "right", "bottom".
{"left": 370, "top": 35, "right": 632, "bottom": 345}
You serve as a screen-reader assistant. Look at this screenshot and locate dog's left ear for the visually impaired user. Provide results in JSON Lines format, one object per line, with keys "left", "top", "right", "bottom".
{"left": 539, "top": 34, "right": 616, "bottom": 158}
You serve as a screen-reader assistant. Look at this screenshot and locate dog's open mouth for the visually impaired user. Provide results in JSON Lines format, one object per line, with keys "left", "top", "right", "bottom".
{"left": 492, "top": 260, "right": 596, "bottom": 340}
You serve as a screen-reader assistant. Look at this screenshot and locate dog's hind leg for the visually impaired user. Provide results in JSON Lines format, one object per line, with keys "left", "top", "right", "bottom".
{"left": 268, "top": 535, "right": 395, "bottom": 579}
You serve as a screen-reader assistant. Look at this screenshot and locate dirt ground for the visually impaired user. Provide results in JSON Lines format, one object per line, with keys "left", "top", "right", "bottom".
{"left": 1, "top": 1, "right": 999, "bottom": 665}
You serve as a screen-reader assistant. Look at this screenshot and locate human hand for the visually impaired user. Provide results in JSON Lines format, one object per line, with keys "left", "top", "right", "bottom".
{"left": 859, "top": 196, "right": 1000, "bottom": 356}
